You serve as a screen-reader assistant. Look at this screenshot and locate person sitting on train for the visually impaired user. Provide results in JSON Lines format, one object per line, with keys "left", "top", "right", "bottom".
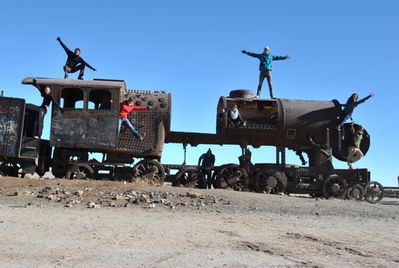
{"left": 119, "top": 97, "right": 149, "bottom": 140}
{"left": 32, "top": 79, "right": 63, "bottom": 138}
{"left": 241, "top": 47, "right": 290, "bottom": 99}
{"left": 226, "top": 104, "right": 246, "bottom": 127}
{"left": 57, "top": 37, "right": 96, "bottom": 80}
{"left": 337, "top": 92, "right": 375, "bottom": 137}
{"left": 347, "top": 123, "right": 365, "bottom": 170}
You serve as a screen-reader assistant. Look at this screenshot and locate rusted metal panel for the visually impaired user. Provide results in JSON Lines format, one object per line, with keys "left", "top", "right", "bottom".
{"left": 21, "top": 78, "right": 171, "bottom": 159}
{"left": 112, "top": 90, "right": 171, "bottom": 158}
{"left": 214, "top": 91, "right": 345, "bottom": 149}
{"left": 0, "top": 97, "right": 25, "bottom": 157}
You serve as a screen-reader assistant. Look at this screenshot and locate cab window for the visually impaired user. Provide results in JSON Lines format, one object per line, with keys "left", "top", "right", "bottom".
{"left": 88, "top": 89, "right": 112, "bottom": 110}
{"left": 60, "top": 88, "right": 84, "bottom": 109}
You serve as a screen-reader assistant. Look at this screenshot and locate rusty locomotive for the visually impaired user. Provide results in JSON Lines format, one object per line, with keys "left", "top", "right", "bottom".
{"left": 0, "top": 78, "right": 384, "bottom": 202}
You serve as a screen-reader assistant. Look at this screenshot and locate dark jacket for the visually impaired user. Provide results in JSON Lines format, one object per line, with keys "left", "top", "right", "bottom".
{"left": 342, "top": 94, "right": 372, "bottom": 116}
{"left": 198, "top": 152, "right": 215, "bottom": 168}
{"left": 33, "top": 81, "right": 62, "bottom": 111}
{"left": 58, "top": 39, "right": 95, "bottom": 71}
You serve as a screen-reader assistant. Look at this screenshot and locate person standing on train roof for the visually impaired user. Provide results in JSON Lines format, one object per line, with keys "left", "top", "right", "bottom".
{"left": 119, "top": 97, "right": 149, "bottom": 140}
{"left": 241, "top": 46, "right": 290, "bottom": 99}
{"left": 57, "top": 37, "right": 96, "bottom": 80}
{"left": 32, "top": 79, "right": 63, "bottom": 138}
{"left": 338, "top": 92, "right": 375, "bottom": 130}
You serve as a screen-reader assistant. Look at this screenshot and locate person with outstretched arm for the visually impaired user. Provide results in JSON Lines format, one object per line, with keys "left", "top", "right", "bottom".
{"left": 242, "top": 47, "right": 290, "bottom": 99}
{"left": 119, "top": 97, "right": 149, "bottom": 140}
{"left": 338, "top": 92, "right": 375, "bottom": 129}
{"left": 57, "top": 37, "right": 96, "bottom": 80}
{"left": 32, "top": 78, "right": 63, "bottom": 138}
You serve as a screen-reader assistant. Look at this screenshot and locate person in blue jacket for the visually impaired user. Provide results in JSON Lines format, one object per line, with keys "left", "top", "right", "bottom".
{"left": 242, "top": 47, "right": 290, "bottom": 99}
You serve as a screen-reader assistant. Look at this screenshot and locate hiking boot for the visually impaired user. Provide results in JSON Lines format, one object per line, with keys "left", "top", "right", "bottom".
{"left": 64, "top": 72, "right": 69, "bottom": 79}
{"left": 78, "top": 76, "right": 84, "bottom": 80}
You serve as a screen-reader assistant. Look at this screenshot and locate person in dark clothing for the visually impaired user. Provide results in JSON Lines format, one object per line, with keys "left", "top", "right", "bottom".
{"left": 198, "top": 149, "right": 216, "bottom": 189}
{"left": 225, "top": 104, "right": 246, "bottom": 127}
{"left": 338, "top": 92, "right": 375, "bottom": 131}
{"left": 57, "top": 37, "right": 96, "bottom": 80}
{"left": 242, "top": 47, "right": 290, "bottom": 98}
{"left": 32, "top": 79, "right": 63, "bottom": 138}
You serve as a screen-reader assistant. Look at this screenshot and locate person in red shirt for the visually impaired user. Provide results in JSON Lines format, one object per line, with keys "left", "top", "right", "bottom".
{"left": 119, "top": 97, "right": 149, "bottom": 140}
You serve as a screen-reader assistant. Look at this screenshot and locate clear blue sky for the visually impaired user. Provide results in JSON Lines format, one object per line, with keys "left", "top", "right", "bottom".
{"left": 1, "top": 0, "right": 398, "bottom": 186}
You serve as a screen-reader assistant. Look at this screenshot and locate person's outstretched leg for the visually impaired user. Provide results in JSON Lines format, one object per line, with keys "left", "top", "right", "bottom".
{"left": 122, "top": 119, "right": 143, "bottom": 140}
{"left": 266, "top": 71, "right": 273, "bottom": 98}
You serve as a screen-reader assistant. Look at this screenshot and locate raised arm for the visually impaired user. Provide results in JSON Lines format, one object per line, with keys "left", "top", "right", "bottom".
{"left": 57, "top": 37, "right": 73, "bottom": 56}
{"left": 272, "top": 55, "right": 290, "bottom": 61}
{"left": 32, "top": 79, "right": 45, "bottom": 95}
{"left": 356, "top": 93, "right": 374, "bottom": 105}
{"left": 241, "top": 50, "right": 261, "bottom": 59}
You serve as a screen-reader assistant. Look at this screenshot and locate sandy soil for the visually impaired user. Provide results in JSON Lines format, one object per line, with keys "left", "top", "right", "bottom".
{"left": 0, "top": 177, "right": 398, "bottom": 268}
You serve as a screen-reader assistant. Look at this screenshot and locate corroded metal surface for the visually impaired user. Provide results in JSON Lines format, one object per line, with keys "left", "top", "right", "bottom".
{"left": 114, "top": 90, "right": 171, "bottom": 158}
{"left": 21, "top": 78, "right": 171, "bottom": 159}
{"left": 0, "top": 97, "right": 25, "bottom": 157}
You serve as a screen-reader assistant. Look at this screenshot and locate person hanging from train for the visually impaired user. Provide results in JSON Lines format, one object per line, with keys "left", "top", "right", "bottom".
{"left": 224, "top": 104, "right": 246, "bottom": 127}
{"left": 347, "top": 123, "right": 366, "bottom": 170}
{"left": 119, "top": 97, "right": 150, "bottom": 140}
{"left": 337, "top": 92, "right": 375, "bottom": 139}
{"left": 32, "top": 79, "right": 63, "bottom": 138}
{"left": 198, "top": 148, "right": 216, "bottom": 189}
{"left": 241, "top": 47, "right": 290, "bottom": 99}
{"left": 57, "top": 37, "right": 96, "bottom": 80}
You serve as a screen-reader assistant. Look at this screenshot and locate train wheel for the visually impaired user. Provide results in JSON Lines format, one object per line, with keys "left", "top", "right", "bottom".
{"left": 254, "top": 169, "right": 286, "bottom": 194}
{"left": 323, "top": 174, "right": 348, "bottom": 199}
{"left": 175, "top": 167, "right": 206, "bottom": 188}
{"left": 215, "top": 164, "right": 248, "bottom": 190}
{"left": 132, "top": 159, "right": 166, "bottom": 182}
{"left": 66, "top": 164, "right": 95, "bottom": 180}
{"left": 346, "top": 184, "right": 364, "bottom": 201}
{"left": 0, "top": 162, "right": 19, "bottom": 177}
{"left": 364, "top": 181, "right": 384, "bottom": 204}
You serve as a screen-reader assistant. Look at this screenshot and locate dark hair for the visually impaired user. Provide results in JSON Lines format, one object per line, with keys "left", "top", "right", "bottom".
{"left": 74, "top": 48, "right": 81, "bottom": 53}
{"left": 128, "top": 97, "right": 134, "bottom": 102}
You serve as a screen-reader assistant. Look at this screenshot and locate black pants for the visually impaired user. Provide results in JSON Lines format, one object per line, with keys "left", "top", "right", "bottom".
{"left": 37, "top": 108, "right": 47, "bottom": 137}
{"left": 257, "top": 70, "right": 273, "bottom": 98}
{"left": 64, "top": 64, "right": 85, "bottom": 79}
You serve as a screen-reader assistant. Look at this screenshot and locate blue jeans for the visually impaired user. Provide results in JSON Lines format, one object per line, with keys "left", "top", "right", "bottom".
{"left": 119, "top": 118, "right": 142, "bottom": 139}
{"left": 339, "top": 114, "right": 352, "bottom": 128}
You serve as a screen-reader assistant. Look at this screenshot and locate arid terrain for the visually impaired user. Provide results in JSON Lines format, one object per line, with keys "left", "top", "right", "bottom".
{"left": 0, "top": 176, "right": 398, "bottom": 268}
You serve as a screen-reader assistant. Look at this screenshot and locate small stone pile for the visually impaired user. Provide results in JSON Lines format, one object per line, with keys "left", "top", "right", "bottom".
{"left": 32, "top": 186, "right": 231, "bottom": 210}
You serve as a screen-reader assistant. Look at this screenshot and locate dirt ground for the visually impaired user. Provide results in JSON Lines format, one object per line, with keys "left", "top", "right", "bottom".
{"left": 0, "top": 177, "right": 398, "bottom": 268}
